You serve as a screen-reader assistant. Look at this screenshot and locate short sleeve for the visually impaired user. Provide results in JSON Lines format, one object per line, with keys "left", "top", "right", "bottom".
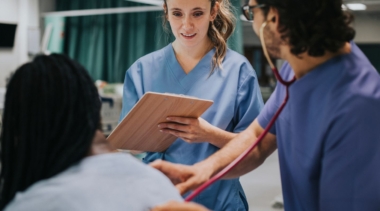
{"left": 256, "top": 86, "right": 280, "bottom": 135}
{"left": 256, "top": 62, "right": 292, "bottom": 135}
{"left": 232, "top": 63, "right": 264, "bottom": 133}
{"left": 319, "top": 97, "right": 380, "bottom": 210}
{"left": 119, "top": 61, "right": 144, "bottom": 122}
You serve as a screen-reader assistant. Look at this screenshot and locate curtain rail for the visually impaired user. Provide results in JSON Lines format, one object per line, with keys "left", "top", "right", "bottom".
{"left": 42, "top": 6, "right": 163, "bottom": 18}
{"left": 126, "top": 0, "right": 163, "bottom": 6}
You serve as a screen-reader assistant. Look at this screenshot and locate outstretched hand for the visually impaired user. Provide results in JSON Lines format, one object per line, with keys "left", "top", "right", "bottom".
{"left": 150, "top": 160, "right": 212, "bottom": 195}
{"left": 158, "top": 117, "right": 215, "bottom": 144}
{"left": 151, "top": 201, "right": 209, "bottom": 211}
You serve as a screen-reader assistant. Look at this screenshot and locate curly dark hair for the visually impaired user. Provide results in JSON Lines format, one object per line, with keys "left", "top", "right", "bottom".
{"left": 257, "top": 0, "right": 356, "bottom": 57}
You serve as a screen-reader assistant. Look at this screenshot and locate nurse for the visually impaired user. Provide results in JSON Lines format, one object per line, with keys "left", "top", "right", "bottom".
{"left": 151, "top": 0, "right": 380, "bottom": 210}
{"left": 119, "top": 0, "right": 263, "bottom": 210}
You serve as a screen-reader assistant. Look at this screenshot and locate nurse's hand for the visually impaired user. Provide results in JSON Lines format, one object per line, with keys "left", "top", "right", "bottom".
{"left": 159, "top": 117, "right": 237, "bottom": 148}
{"left": 158, "top": 117, "right": 214, "bottom": 144}
{"left": 150, "top": 160, "right": 212, "bottom": 195}
{"left": 151, "top": 201, "right": 209, "bottom": 211}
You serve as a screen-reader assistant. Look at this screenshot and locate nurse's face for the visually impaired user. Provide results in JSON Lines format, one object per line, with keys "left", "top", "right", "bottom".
{"left": 249, "top": 0, "right": 282, "bottom": 59}
{"left": 165, "top": 0, "right": 217, "bottom": 48}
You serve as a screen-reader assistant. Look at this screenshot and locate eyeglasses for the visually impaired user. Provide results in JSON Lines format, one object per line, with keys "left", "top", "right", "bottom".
{"left": 241, "top": 4, "right": 266, "bottom": 21}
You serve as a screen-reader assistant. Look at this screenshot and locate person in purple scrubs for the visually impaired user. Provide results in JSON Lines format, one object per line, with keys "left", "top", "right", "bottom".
{"left": 150, "top": 0, "right": 380, "bottom": 210}
{"left": 119, "top": 0, "right": 263, "bottom": 210}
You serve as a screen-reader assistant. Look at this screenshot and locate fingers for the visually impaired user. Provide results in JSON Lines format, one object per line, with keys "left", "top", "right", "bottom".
{"left": 176, "top": 175, "right": 204, "bottom": 195}
{"left": 151, "top": 201, "right": 180, "bottom": 211}
{"left": 158, "top": 122, "right": 195, "bottom": 141}
{"left": 161, "top": 130, "right": 194, "bottom": 142}
{"left": 166, "top": 117, "right": 196, "bottom": 125}
{"left": 150, "top": 160, "right": 204, "bottom": 194}
{"left": 159, "top": 122, "right": 191, "bottom": 133}
{"left": 151, "top": 201, "right": 209, "bottom": 211}
{"left": 150, "top": 160, "right": 181, "bottom": 178}
{"left": 150, "top": 160, "right": 193, "bottom": 185}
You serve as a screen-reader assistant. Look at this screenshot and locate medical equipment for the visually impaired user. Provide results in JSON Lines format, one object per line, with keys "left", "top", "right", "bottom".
{"left": 185, "top": 20, "right": 296, "bottom": 202}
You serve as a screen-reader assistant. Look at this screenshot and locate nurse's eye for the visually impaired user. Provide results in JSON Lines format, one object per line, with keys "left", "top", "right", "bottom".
{"left": 193, "top": 12, "right": 203, "bottom": 17}
{"left": 172, "top": 12, "right": 182, "bottom": 17}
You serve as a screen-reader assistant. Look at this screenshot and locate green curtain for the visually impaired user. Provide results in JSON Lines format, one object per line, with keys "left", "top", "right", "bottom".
{"left": 57, "top": 0, "right": 243, "bottom": 83}
{"left": 229, "top": 0, "right": 244, "bottom": 54}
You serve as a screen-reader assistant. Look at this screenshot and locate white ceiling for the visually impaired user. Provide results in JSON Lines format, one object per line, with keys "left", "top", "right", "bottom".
{"left": 127, "top": 0, "right": 380, "bottom": 12}
{"left": 239, "top": 0, "right": 380, "bottom": 12}
{"left": 344, "top": 0, "right": 380, "bottom": 11}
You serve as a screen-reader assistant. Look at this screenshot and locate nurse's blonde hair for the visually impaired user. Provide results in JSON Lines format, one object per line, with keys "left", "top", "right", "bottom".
{"left": 163, "top": 0, "right": 236, "bottom": 74}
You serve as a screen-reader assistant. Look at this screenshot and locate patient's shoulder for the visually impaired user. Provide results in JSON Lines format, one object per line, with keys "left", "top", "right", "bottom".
{"left": 5, "top": 153, "right": 182, "bottom": 211}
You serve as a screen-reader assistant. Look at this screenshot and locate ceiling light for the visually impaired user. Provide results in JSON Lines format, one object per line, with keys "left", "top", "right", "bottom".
{"left": 346, "top": 3, "right": 367, "bottom": 10}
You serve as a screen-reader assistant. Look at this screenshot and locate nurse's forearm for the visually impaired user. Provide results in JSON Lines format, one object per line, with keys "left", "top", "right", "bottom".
{"left": 199, "top": 120, "right": 277, "bottom": 179}
{"left": 207, "top": 128, "right": 238, "bottom": 148}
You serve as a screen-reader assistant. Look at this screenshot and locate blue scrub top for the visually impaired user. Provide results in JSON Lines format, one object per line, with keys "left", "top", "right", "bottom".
{"left": 258, "top": 42, "right": 380, "bottom": 210}
{"left": 120, "top": 44, "right": 263, "bottom": 210}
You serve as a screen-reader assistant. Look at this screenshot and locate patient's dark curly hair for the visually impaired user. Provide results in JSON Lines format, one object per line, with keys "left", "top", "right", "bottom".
{"left": 257, "top": 0, "right": 356, "bottom": 56}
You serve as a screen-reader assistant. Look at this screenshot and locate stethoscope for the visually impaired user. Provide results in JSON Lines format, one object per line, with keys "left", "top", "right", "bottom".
{"left": 185, "top": 20, "right": 297, "bottom": 202}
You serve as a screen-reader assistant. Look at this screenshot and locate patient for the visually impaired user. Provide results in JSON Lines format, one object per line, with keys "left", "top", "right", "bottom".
{"left": 0, "top": 54, "right": 182, "bottom": 210}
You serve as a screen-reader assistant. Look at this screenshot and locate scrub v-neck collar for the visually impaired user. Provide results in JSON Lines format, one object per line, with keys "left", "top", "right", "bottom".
{"left": 164, "top": 43, "right": 215, "bottom": 93}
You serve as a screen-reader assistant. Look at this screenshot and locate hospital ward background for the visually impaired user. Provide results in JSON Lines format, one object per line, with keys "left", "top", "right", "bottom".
{"left": 0, "top": 0, "right": 380, "bottom": 210}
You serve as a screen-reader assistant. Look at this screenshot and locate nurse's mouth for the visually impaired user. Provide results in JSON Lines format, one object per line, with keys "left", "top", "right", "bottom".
{"left": 181, "top": 33, "right": 196, "bottom": 39}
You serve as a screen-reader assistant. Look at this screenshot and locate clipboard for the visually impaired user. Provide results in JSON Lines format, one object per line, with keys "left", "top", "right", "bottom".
{"left": 107, "top": 92, "right": 213, "bottom": 152}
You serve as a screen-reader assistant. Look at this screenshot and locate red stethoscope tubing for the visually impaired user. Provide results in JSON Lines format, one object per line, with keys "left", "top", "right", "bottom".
{"left": 184, "top": 20, "right": 297, "bottom": 202}
{"left": 185, "top": 67, "right": 296, "bottom": 202}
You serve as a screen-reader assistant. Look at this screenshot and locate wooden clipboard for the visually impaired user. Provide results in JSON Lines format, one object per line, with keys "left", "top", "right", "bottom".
{"left": 107, "top": 92, "right": 213, "bottom": 152}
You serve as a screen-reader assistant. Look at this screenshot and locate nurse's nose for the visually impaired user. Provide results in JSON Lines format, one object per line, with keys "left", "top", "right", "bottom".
{"left": 182, "top": 16, "right": 193, "bottom": 30}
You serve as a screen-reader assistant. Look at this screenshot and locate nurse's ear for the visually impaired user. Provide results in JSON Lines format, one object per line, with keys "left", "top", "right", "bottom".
{"left": 266, "top": 7, "right": 281, "bottom": 33}
{"left": 163, "top": 3, "right": 168, "bottom": 20}
{"left": 210, "top": 1, "right": 220, "bottom": 21}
